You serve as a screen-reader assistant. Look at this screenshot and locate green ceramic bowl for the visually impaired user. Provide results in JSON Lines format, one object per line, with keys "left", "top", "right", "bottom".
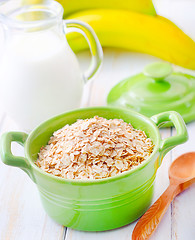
{"left": 0, "top": 107, "right": 188, "bottom": 231}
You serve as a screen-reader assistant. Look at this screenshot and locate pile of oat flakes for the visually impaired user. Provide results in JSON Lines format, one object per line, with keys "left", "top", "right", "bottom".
{"left": 36, "top": 116, "right": 154, "bottom": 180}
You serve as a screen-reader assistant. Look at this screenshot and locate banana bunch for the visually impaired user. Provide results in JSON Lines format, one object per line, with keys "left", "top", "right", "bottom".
{"left": 65, "top": 9, "right": 195, "bottom": 70}
{"left": 23, "top": 0, "right": 195, "bottom": 69}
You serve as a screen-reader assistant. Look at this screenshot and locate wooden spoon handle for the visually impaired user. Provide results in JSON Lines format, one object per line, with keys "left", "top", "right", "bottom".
{"left": 132, "top": 184, "right": 180, "bottom": 240}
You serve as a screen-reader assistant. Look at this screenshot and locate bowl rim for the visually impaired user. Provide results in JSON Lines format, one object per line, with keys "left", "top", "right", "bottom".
{"left": 25, "top": 106, "right": 161, "bottom": 185}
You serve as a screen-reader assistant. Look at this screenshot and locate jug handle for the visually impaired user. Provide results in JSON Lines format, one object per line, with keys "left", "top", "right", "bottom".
{"left": 64, "top": 20, "right": 103, "bottom": 82}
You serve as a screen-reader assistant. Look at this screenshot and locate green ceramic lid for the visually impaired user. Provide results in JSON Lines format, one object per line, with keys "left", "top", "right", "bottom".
{"left": 107, "top": 62, "right": 195, "bottom": 124}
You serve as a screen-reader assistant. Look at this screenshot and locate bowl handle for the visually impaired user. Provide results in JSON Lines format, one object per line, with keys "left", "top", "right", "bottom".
{"left": 0, "top": 132, "right": 35, "bottom": 181}
{"left": 151, "top": 111, "right": 188, "bottom": 159}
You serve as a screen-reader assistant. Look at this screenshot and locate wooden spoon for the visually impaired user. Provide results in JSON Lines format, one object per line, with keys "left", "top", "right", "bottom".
{"left": 132, "top": 152, "right": 195, "bottom": 240}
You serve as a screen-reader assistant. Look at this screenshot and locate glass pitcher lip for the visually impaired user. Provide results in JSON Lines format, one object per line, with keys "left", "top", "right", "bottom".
{"left": 0, "top": 0, "right": 64, "bottom": 30}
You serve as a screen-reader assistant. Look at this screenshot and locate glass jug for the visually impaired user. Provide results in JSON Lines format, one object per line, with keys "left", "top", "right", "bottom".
{"left": 0, "top": 0, "right": 103, "bottom": 131}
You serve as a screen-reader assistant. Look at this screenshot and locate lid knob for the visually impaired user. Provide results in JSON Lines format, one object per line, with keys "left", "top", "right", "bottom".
{"left": 143, "top": 62, "right": 173, "bottom": 81}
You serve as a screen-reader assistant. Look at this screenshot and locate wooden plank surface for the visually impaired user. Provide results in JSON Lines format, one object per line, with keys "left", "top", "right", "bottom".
{"left": 0, "top": 45, "right": 194, "bottom": 240}
{"left": 171, "top": 124, "right": 195, "bottom": 240}
{"left": 0, "top": 0, "right": 195, "bottom": 239}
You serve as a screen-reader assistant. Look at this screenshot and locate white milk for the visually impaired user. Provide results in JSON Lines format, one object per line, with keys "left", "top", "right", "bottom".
{"left": 0, "top": 29, "right": 83, "bottom": 131}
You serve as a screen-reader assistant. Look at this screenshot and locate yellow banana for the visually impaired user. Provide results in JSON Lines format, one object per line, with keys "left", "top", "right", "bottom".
{"left": 66, "top": 9, "right": 195, "bottom": 70}
{"left": 22, "top": 0, "right": 43, "bottom": 4}
{"left": 22, "top": 0, "right": 156, "bottom": 16}
{"left": 56, "top": 0, "right": 156, "bottom": 17}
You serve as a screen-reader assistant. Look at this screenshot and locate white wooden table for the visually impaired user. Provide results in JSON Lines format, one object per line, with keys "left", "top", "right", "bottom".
{"left": 0, "top": 1, "right": 195, "bottom": 239}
